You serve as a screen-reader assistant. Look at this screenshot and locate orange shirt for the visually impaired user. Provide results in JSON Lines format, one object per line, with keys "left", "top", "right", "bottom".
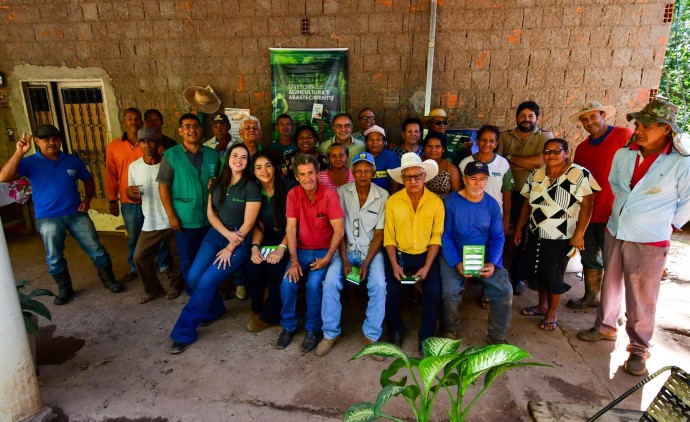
{"left": 105, "top": 135, "right": 143, "bottom": 203}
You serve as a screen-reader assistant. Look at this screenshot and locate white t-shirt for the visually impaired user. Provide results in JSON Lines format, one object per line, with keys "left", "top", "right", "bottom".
{"left": 459, "top": 154, "right": 514, "bottom": 214}
{"left": 128, "top": 158, "right": 170, "bottom": 231}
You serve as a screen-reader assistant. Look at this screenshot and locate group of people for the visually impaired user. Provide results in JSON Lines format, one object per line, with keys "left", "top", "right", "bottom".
{"left": 2, "top": 97, "right": 688, "bottom": 377}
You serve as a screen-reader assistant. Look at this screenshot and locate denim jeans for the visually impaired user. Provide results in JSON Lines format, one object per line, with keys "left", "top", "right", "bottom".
{"left": 322, "top": 250, "right": 386, "bottom": 341}
{"left": 280, "top": 248, "right": 328, "bottom": 333}
{"left": 439, "top": 255, "right": 513, "bottom": 341}
{"left": 121, "top": 203, "right": 171, "bottom": 273}
{"left": 36, "top": 212, "right": 111, "bottom": 275}
{"left": 384, "top": 250, "right": 441, "bottom": 341}
{"left": 174, "top": 225, "right": 210, "bottom": 286}
{"left": 170, "top": 228, "right": 250, "bottom": 344}
{"left": 581, "top": 222, "right": 605, "bottom": 270}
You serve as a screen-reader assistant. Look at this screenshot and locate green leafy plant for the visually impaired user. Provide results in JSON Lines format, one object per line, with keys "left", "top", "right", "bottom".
{"left": 16, "top": 280, "right": 54, "bottom": 336}
{"left": 344, "top": 337, "right": 549, "bottom": 422}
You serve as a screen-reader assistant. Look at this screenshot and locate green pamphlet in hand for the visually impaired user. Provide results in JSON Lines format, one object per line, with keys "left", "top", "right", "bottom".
{"left": 260, "top": 246, "right": 279, "bottom": 259}
{"left": 463, "top": 245, "right": 485, "bottom": 277}
{"left": 346, "top": 266, "right": 361, "bottom": 285}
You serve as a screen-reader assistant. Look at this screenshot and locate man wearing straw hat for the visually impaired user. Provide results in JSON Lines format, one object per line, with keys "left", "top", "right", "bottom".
{"left": 578, "top": 98, "right": 690, "bottom": 376}
{"left": 383, "top": 152, "right": 444, "bottom": 354}
{"left": 566, "top": 101, "right": 633, "bottom": 310}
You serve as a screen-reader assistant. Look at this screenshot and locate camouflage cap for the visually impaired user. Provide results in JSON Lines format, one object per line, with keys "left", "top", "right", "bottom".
{"left": 626, "top": 99, "right": 682, "bottom": 134}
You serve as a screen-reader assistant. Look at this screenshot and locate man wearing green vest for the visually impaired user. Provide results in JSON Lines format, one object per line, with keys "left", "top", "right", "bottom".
{"left": 157, "top": 113, "right": 219, "bottom": 288}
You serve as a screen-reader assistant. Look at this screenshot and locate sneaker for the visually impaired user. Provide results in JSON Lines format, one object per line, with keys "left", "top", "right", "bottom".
{"left": 275, "top": 329, "right": 295, "bottom": 349}
{"left": 513, "top": 281, "right": 526, "bottom": 296}
{"left": 624, "top": 354, "right": 647, "bottom": 376}
{"left": 486, "top": 336, "right": 509, "bottom": 345}
{"left": 577, "top": 327, "right": 616, "bottom": 342}
{"left": 363, "top": 338, "right": 384, "bottom": 362}
{"left": 315, "top": 336, "right": 339, "bottom": 356}
{"left": 236, "top": 285, "right": 247, "bottom": 300}
{"left": 170, "top": 341, "right": 191, "bottom": 354}
{"left": 301, "top": 331, "right": 323, "bottom": 353}
{"left": 388, "top": 332, "right": 403, "bottom": 347}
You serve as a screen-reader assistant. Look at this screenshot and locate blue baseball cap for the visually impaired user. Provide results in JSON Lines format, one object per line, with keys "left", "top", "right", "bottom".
{"left": 351, "top": 152, "right": 376, "bottom": 169}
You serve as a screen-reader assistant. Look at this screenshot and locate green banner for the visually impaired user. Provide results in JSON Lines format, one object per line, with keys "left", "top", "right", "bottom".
{"left": 270, "top": 48, "right": 348, "bottom": 141}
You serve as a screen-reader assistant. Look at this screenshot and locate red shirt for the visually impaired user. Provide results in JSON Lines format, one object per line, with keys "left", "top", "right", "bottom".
{"left": 573, "top": 126, "right": 633, "bottom": 223}
{"left": 286, "top": 184, "right": 344, "bottom": 250}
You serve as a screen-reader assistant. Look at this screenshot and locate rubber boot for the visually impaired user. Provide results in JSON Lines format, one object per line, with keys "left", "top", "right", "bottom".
{"left": 566, "top": 268, "right": 603, "bottom": 309}
{"left": 52, "top": 270, "right": 74, "bottom": 305}
{"left": 97, "top": 266, "right": 124, "bottom": 293}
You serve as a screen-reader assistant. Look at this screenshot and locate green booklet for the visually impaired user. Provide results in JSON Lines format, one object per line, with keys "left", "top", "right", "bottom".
{"left": 346, "top": 266, "right": 361, "bottom": 285}
{"left": 260, "top": 246, "right": 278, "bottom": 259}
{"left": 463, "top": 245, "right": 485, "bottom": 277}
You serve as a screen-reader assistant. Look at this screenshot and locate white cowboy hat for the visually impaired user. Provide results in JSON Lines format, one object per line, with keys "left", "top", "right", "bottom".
{"left": 183, "top": 85, "right": 221, "bottom": 114}
{"left": 421, "top": 108, "right": 455, "bottom": 124}
{"left": 568, "top": 101, "right": 616, "bottom": 125}
{"left": 387, "top": 152, "right": 439, "bottom": 184}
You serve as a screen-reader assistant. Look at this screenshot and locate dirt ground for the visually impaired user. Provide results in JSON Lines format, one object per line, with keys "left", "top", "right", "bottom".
{"left": 7, "top": 229, "right": 690, "bottom": 422}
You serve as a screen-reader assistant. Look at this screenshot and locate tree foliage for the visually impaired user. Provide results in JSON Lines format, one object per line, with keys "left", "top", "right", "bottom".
{"left": 660, "top": 0, "right": 690, "bottom": 132}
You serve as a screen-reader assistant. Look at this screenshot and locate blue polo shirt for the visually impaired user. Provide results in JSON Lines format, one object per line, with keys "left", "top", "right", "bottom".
{"left": 18, "top": 151, "right": 92, "bottom": 219}
{"left": 371, "top": 149, "right": 400, "bottom": 192}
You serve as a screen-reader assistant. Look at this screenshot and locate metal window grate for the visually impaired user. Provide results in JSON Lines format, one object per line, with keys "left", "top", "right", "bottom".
{"left": 301, "top": 18, "right": 310, "bottom": 35}
{"left": 663, "top": 3, "right": 674, "bottom": 23}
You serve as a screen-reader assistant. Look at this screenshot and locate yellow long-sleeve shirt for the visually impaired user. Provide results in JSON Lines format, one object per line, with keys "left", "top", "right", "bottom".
{"left": 383, "top": 188, "right": 444, "bottom": 254}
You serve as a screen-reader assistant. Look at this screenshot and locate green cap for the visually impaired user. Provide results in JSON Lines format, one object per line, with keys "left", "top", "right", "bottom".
{"left": 626, "top": 99, "right": 682, "bottom": 134}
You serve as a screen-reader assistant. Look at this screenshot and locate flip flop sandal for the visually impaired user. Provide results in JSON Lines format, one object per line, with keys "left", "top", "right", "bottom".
{"left": 540, "top": 320, "right": 559, "bottom": 331}
{"left": 521, "top": 306, "right": 545, "bottom": 316}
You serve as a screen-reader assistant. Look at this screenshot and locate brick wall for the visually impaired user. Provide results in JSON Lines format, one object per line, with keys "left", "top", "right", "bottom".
{"left": 0, "top": 0, "right": 672, "bottom": 154}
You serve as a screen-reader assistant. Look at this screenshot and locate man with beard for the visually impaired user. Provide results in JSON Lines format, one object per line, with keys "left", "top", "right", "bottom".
{"left": 566, "top": 101, "right": 633, "bottom": 309}
{"left": 497, "top": 101, "right": 553, "bottom": 295}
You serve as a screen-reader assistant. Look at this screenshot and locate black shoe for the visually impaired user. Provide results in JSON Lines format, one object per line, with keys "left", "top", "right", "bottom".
{"left": 170, "top": 341, "right": 191, "bottom": 354}
{"left": 513, "top": 280, "right": 525, "bottom": 296}
{"left": 275, "top": 329, "right": 295, "bottom": 349}
{"left": 388, "top": 332, "right": 403, "bottom": 347}
{"left": 199, "top": 319, "right": 214, "bottom": 327}
{"left": 301, "top": 331, "right": 322, "bottom": 353}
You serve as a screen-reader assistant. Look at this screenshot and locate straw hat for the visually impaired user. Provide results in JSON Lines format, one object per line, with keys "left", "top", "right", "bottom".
{"left": 183, "top": 86, "right": 221, "bottom": 114}
{"left": 568, "top": 101, "right": 616, "bottom": 125}
{"left": 421, "top": 108, "right": 454, "bottom": 124}
{"left": 387, "top": 152, "right": 439, "bottom": 184}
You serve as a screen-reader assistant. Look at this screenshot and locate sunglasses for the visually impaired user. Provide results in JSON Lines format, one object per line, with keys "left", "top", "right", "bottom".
{"left": 432, "top": 120, "right": 448, "bottom": 126}
{"left": 543, "top": 149, "right": 565, "bottom": 156}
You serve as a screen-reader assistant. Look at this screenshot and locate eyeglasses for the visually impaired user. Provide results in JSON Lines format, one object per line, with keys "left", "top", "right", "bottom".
{"left": 353, "top": 219, "right": 360, "bottom": 237}
{"left": 401, "top": 173, "right": 425, "bottom": 182}
{"left": 543, "top": 149, "right": 565, "bottom": 156}
{"left": 359, "top": 116, "right": 375, "bottom": 121}
{"left": 180, "top": 124, "right": 201, "bottom": 130}
{"left": 432, "top": 120, "right": 448, "bottom": 126}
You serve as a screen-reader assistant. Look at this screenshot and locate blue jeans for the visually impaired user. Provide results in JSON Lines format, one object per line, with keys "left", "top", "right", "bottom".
{"left": 384, "top": 250, "right": 441, "bottom": 341}
{"left": 322, "top": 250, "right": 386, "bottom": 341}
{"left": 170, "top": 228, "right": 250, "bottom": 344}
{"left": 174, "top": 225, "right": 210, "bottom": 285}
{"left": 439, "top": 255, "right": 513, "bottom": 341}
{"left": 36, "top": 212, "right": 111, "bottom": 275}
{"left": 121, "top": 203, "right": 171, "bottom": 273}
{"left": 280, "top": 248, "right": 328, "bottom": 333}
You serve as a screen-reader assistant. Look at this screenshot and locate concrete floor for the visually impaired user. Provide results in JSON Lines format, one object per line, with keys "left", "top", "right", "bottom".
{"left": 7, "top": 230, "right": 690, "bottom": 422}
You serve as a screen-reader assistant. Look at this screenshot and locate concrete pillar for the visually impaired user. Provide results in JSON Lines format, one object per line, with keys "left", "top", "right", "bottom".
{"left": 0, "top": 218, "right": 43, "bottom": 421}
